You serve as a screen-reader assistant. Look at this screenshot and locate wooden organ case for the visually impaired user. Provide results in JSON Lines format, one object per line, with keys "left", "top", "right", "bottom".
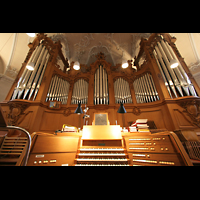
{"left": 0, "top": 33, "right": 199, "bottom": 166}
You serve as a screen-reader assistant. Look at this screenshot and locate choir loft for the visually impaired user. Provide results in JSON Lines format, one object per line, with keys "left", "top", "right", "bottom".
{"left": 0, "top": 33, "right": 200, "bottom": 166}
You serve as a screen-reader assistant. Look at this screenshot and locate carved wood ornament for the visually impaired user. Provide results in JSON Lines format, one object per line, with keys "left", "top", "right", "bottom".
{"left": 179, "top": 100, "right": 200, "bottom": 128}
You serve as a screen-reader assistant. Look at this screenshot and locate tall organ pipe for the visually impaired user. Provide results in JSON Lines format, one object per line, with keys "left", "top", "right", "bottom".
{"left": 155, "top": 45, "right": 178, "bottom": 98}
{"left": 114, "top": 78, "right": 132, "bottom": 104}
{"left": 153, "top": 36, "right": 198, "bottom": 97}
{"left": 165, "top": 41, "right": 197, "bottom": 96}
{"left": 160, "top": 40, "right": 189, "bottom": 95}
{"left": 157, "top": 41, "right": 183, "bottom": 96}
{"left": 94, "top": 65, "right": 109, "bottom": 105}
{"left": 71, "top": 79, "right": 88, "bottom": 104}
{"left": 12, "top": 42, "right": 50, "bottom": 101}
{"left": 133, "top": 73, "right": 159, "bottom": 104}
{"left": 46, "top": 75, "right": 70, "bottom": 104}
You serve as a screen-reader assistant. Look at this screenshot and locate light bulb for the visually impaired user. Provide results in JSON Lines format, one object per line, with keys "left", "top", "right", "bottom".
{"left": 122, "top": 59, "right": 128, "bottom": 69}
{"left": 73, "top": 61, "right": 80, "bottom": 70}
{"left": 26, "top": 33, "right": 36, "bottom": 37}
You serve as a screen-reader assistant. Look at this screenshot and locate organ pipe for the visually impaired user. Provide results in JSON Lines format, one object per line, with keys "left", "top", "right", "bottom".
{"left": 153, "top": 36, "right": 198, "bottom": 98}
{"left": 114, "top": 78, "right": 132, "bottom": 104}
{"left": 71, "top": 79, "right": 89, "bottom": 105}
{"left": 94, "top": 65, "right": 109, "bottom": 105}
{"left": 46, "top": 75, "right": 70, "bottom": 104}
{"left": 133, "top": 73, "right": 159, "bottom": 103}
{"left": 11, "top": 41, "right": 50, "bottom": 101}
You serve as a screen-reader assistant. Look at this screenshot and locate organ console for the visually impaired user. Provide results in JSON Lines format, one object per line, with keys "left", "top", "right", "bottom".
{"left": 0, "top": 33, "right": 200, "bottom": 166}
{"left": 25, "top": 125, "right": 192, "bottom": 166}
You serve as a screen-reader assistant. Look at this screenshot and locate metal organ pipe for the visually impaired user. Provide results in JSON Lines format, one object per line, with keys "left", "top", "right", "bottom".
{"left": 71, "top": 79, "right": 88, "bottom": 105}
{"left": 94, "top": 65, "right": 109, "bottom": 105}
{"left": 153, "top": 36, "right": 198, "bottom": 98}
{"left": 96, "top": 67, "right": 99, "bottom": 104}
{"left": 154, "top": 45, "right": 178, "bottom": 98}
{"left": 114, "top": 78, "right": 132, "bottom": 104}
{"left": 46, "top": 75, "right": 70, "bottom": 104}
{"left": 164, "top": 41, "right": 197, "bottom": 97}
{"left": 11, "top": 42, "right": 50, "bottom": 101}
{"left": 133, "top": 73, "right": 159, "bottom": 104}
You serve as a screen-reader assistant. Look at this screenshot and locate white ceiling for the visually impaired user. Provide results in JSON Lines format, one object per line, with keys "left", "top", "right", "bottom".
{"left": 1, "top": 33, "right": 200, "bottom": 102}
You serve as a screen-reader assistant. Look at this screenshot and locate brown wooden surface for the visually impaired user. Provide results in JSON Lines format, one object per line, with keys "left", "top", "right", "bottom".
{"left": 1, "top": 33, "right": 200, "bottom": 135}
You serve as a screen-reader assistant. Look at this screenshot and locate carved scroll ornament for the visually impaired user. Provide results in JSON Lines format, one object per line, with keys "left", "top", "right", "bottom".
{"left": 179, "top": 100, "right": 200, "bottom": 127}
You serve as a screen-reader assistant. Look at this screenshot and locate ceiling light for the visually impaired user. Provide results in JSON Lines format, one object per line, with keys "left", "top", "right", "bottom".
{"left": 170, "top": 59, "right": 179, "bottom": 68}
{"left": 122, "top": 59, "right": 128, "bottom": 69}
{"left": 73, "top": 61, "right": 80, "bottom": 70}
{"left": 26, "top": 33, "right": 36, "bottom": 37}
{"left": 26, "top": 62, "right": 35, "bottom": 71}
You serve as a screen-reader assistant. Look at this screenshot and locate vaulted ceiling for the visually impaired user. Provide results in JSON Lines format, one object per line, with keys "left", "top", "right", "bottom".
{"left": 1, "top": 33, "right": 200, "bottom": 102}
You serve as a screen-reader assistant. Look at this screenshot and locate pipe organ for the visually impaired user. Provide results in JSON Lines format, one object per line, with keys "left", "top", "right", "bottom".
{"left": 46, "top": 75, "right": 70, "bottom": 104}
{"left": 133, "top": 73, "right": 159, "bottom": 103}
{"left": 11, "top": 41, "right": 50, "bottom": 101}
{"left": 114, "top": 78, "right": 132, "bottom": 104}
{"left": 153, "top": 35, "right": 197, "bottom": 98}
{"left": 71, "top": 79, "right": 88, "bottom": 104}
{"left": 1, "top": 33, "right": 200, "bottom": 166}
{"left": 94, "top": 65, "right": 109, "bottom": 105}
{"left": 1, "top": 32, "right": 200, "bottom": 139}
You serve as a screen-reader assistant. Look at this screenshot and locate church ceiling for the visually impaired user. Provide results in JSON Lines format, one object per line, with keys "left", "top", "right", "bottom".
{"left": 1, "top": 33, "right": 200, "bottom": 80}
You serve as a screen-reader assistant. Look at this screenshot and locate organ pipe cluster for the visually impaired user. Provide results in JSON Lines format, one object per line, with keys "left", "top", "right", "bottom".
{"left": 114, "top": 78, "right": 132, "bottom": 104}
{"left": 11, "top": 41, "right": 50, "bottom": 101}
{"left": 46, "top": 75, "right": 70, "bottom": 104}
{"left": 71, "top": 79, "right": 88, "bottom": 104}
{"left": 94, "top": 65, "right": 109, "bottom": 105}
{"left": 133, "top": 73, "right": 159, "bottom": 103}
{"left": 153, "top": 36, "right": 197, "bottom": 98}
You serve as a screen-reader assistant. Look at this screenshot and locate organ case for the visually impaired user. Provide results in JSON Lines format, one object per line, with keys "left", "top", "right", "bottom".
{"left": 1, "top": 33, "right": 200, "bottom": 134}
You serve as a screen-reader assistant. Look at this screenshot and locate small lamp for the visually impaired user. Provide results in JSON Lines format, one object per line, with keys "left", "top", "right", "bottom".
{"left": 74, "top": 101, "right": 83, "bottom": 114}
{"left": 170, "top": 59, "right": 179, "bottom": 68}
{"left": 117, "top": 102, "right": 127, "bottom": 113}
{"left": 26, "top": 33, "right": 36, "bottom": 37}
{"left": 26, "top": 62, "right": 35, "bottom": 71}
{"left": 73, "top": 61, "right": 80, "bottom": 70}
{"left": 122, "top": 59, "right": 128, "bottom": 69}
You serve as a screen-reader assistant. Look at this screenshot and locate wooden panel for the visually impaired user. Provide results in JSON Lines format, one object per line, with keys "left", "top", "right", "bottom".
{"left": 129, "top": 152, "right": 185, "bottom": 166}
{"left": 27, "top": 153, "right": 76, "bottom": 166}
{"left": 82, "top": 139, "right": 122, "bottom": 147}
{"left": 123, "top": 131, "right": 192, "bottom": 166}
{"left": 32, "top": 136, "right": 79, "bottom": 153}
{"left": 124, "top": 134, "right": 177, "bottom": 153}
{"left": 82, "top": 125, "right": 122, "bottom": 139}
